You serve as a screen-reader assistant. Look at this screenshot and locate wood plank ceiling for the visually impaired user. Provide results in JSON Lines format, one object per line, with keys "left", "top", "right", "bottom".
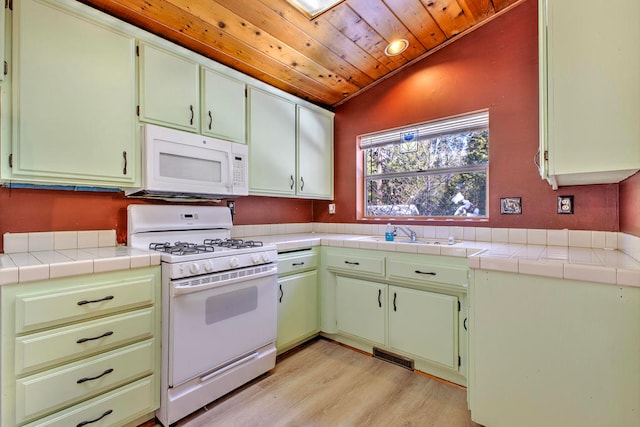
{"left": 80, "top": 0, "right": 524, "bottom": 108}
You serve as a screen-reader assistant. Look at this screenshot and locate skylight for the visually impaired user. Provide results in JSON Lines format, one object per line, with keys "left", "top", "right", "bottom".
{"left": 287, "top": 0, "right": 345, "bottom": 19}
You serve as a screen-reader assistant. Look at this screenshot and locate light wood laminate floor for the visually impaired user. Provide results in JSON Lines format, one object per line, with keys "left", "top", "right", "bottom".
{"left": 154, "top": 338, "right": 480, "bottom": 426}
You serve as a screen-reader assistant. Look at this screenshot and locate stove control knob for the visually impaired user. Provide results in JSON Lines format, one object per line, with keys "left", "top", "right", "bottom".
{"left": 229, "top": 257, "right": 240, "bottom": 269}
{"left": 189, "top": 263, "right": 200, "bottom": 275}
{"left": 203, "top": 260, "right": 214, "bottom": 272}
{"left": 261, "top": 253, "right": 271, "bottom": 263}
{"left": 251, "top": 254, "right": 261, "bottom": 264}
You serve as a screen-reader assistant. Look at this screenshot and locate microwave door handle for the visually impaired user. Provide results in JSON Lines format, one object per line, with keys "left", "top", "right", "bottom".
{"left": 227, "top": 151, "right": 234, "bottom": 190}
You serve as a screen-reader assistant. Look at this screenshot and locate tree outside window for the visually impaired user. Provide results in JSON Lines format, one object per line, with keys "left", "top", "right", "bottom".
{"left": 361, "top": 111, "right": 489, "bottom": 218}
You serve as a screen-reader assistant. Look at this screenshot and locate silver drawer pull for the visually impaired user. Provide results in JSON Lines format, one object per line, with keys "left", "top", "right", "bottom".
{"left": 77, "top": 295, "right": 114, "bottom": 306}
{"left": 76, "top": 331, "right": 114, "bottom": 344}
{"left": 344, "top": 261, "right": 360, "bottom": 265}
{"left": 77, "top": 368, "right": 114, "bottom": 384}
{"left": 415, "top": 270, "right": 436, "bottom": 276}
{"left": 77, "top": 409, "right": 113, "bottom": 427}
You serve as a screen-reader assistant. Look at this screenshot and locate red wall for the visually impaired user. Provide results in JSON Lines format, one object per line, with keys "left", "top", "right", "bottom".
{"left": 0, "top": 188, "right": 312, "bottom": 251}
{"left": 620, "top": 172, "right": 640, "bottom": 236}
{"left": 314, "top": 0, "right": 621, "bottom": 232}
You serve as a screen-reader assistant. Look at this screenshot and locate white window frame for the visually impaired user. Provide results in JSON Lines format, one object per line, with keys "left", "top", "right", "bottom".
{"left": 360, "top": 110, "right": 489, "bottom": 219}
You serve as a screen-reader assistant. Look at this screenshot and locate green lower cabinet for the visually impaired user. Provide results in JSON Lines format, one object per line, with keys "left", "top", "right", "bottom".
{"left": 1, "top": 267, "right": 161, "bottom": 427}
{"left": 276, "top": 270, "right": 319, "bottom": 353}
{"left": 336, "top": 276, "right": 386, "bottom": 347}
{"left": 469, "top": 270, "right": 640, "bottom": 427}
{"left": 388, "top": 286, "right": 458, "bottom": 369}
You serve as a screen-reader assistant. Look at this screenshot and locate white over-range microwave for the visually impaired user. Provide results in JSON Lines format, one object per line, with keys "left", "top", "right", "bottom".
{"left": 126, "top": 124, "right": 248, "bottom": 200}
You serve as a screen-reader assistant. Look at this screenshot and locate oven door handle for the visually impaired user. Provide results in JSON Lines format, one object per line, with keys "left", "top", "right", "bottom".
{"left": 199, "top": 351, "right": 258, "bottom": 383}
{"left": 171, "top": 265, "right": 277, "bottom": 296}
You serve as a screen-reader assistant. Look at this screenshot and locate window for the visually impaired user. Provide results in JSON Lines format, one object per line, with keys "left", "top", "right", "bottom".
{"left": 361, "top": 111, "right": 488, "bottom": 218}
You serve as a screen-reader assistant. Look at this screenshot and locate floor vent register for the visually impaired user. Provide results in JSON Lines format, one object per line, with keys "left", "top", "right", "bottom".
{"left": 372, "top": 347, "right": 414, "bottom": 371}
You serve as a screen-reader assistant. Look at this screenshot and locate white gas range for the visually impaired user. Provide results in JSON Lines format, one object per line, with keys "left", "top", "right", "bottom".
{"left": 128, "top": 205, "right": 278, "bottom": 427}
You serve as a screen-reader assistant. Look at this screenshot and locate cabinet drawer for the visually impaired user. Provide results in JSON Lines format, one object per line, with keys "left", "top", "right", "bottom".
{"left": 278, "top": 250, "right": 318, "bottom": 276}
{"left": 326, "top": 252, "right": 385, "bottom": 277}
{"left": 23, "top": 375, "right": 157, "bottom": 427}
{"left": 15, "top": 340, "right": 155, "bottom": 424}
{"left": 15, "top": 308, "right": 155, "bottom": 375}
{"left": 14, "top": 274, "right": 156, "bottom": 333}
{"left": 387, "top": 258, "right": 467, "bottom": 288}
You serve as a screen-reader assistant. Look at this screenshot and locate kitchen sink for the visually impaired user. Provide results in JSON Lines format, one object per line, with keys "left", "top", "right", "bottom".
{"left": 357, "top": 236, "right": 458, "bottom": 245}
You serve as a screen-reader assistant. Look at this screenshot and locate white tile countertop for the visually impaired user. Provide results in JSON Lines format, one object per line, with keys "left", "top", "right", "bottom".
{"left": 1, "top": 228, "right": 638, "bottom": 288}
{"left": 0, "top": 231, "right": 161, "bottom": 285}
{"left": 241, "top": 231, "right": 640, "bottom": 288}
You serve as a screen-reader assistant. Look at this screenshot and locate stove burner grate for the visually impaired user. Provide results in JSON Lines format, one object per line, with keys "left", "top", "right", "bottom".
{"left": 149, "top": 239, "right": 264, "bottom": 255}
{"left": 203, "top": 238, "right": 264, "bottom": 250}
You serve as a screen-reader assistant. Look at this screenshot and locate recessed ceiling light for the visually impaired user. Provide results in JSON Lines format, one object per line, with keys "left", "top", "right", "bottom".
{"left": 384, "top": 39, "right": 409, "bottom": 56}
{"left": 287, "top": 0, "right": 345, "bottom": 19}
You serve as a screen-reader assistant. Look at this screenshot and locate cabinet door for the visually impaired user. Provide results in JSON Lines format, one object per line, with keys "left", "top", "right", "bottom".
{"left": 469, "top": 271, "right": 640, "bottom": 427}
{"left": 248, "top": 88, "right": 296, "bottom": 196}
{"left": 540, "top": 0, "right": 640, "bottom": 187}
{"left": 388, "top": 286, "right": 458, "bottom": 369}
{"left": 277, "top": 271, "right": 318, "bottom": 351}
{"left": 297, "top": 105, "right": 333, "bottom": 199}
{"left": 336, "top": 276, "right": 386, "bottom": 346}
{"left": 0, "top": 1, "right": 5, "bottom": 82}
{"left": 201, "top": 67, "right": 246, "bottom": 143}
{"left": 138, "top": 42, "right": 199, "bottom": 132}
{"left": 12, "top": 0, "right": 137, "bottom": 186}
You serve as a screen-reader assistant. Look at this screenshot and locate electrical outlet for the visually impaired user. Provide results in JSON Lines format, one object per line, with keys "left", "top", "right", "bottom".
{"left": 227, "top": 200, "right": 236, "bottom": 215}
{"left": 328, "top": 204, "right": 336, "bottom": 214}
{"left": 557, "top": 196, "right": 573, "bottom": 214}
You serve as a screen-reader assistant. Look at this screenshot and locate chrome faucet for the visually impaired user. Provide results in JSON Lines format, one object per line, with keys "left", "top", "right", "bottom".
{"left": 396, "top": 226, "right": 417, "bottom": 242}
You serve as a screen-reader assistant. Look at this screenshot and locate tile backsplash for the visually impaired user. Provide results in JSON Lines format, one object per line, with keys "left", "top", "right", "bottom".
{"left": 3, "top": 230, "right": 117, "bottom": 253}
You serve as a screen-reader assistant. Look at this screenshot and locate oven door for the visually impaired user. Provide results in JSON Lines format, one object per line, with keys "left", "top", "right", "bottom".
{"left": 168, "top": 266, "right": 277, "bottom": 387}
{"left": 143, "top": 124, "right": 237, "bottom": 196}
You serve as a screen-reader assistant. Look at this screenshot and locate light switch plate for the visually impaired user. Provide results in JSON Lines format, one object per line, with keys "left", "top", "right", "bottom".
{"left": 557, "top": 196, "right": 574, "bottom": 214}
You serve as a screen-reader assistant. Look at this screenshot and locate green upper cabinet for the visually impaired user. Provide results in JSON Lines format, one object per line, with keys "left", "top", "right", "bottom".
{"left": 297, "top": 105, "right": 334, "bottom": 199}
{"left": 248, "top": 87, "right": 297, "bottom": 196}
{"left": 9, "top": 0, "right": 137, "bottom": 186}
{"left": 138, "top": 42, "right": 199, "bottom": 132}
{"left": 0, "top": 1, "right": 5, "bottom": 82}
{"left": 201, "top": 67, "right": 246, "bottom": 143}
{"left": 248, "top": 87, "right": 334, "bottom": 199}
{"left": 539, "top": 0, "right": 640, "bottom": 188}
